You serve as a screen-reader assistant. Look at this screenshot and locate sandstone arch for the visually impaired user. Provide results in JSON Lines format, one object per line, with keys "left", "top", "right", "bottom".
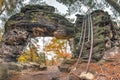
{"left": 0, "top": 5, "right": 120, "bottom": 62}
{"left": 0, "top": 5, "right": 74, "bottom": 62}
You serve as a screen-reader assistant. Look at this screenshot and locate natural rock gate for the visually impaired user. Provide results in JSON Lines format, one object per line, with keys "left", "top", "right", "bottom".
{"left": 0, "top": 5, "right": 120, "bottom": 62}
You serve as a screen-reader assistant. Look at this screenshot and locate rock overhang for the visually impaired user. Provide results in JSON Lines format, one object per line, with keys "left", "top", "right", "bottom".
{"left": 5, "top": 4, "right": 74, "bottom": 38}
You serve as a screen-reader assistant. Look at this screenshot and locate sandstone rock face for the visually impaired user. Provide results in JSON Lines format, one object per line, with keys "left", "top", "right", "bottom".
{"left": 0, "top": 5, "right": 120, "bottom": 62}
{"left": 58, "top": 59, "right": 76, "bottom": 72}
{"left": 74, "top": 10, "right": 120, "bottom": 61}
{"left": 0, "top": 62, "right": 42, "bottom": 80}
{"left": 0, "top": 5, "right": 74, "bottom": 62}
{"left": 102, "top": 46, "right": 120, "bottom": 61}
{"left": 7, "top": 62, "right": 23, "bottom": 71}
{"left": 0, "top": 64, "right": 8, "bottom": 80}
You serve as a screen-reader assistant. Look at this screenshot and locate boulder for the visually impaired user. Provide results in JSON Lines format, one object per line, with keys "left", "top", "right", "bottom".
{"left": 0, "top": 64, "right": 9, "bottom": 80}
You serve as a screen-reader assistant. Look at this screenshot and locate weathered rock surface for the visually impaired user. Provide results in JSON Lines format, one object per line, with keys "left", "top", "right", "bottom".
{"left": 74, "top": 10, "right": 120, "bottom": 61}
{"left": 102, "top": 46, "right": 120, "bottom": 61}
{"left": 0, "top": 64, "right": 8, "bottom": 80}
{"left": 0, "top": 5, "right": 74, "bottom": 62}
{"left": 58, "top": 59, "right": 76, "bottom": 72}
{"left": 0, "top": 5, "right": 120, "bottom": 63}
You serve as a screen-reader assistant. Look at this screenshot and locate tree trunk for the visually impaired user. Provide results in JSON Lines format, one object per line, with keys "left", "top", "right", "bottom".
{"left": 105, "top": 0, "right": 120, "bottom": 14}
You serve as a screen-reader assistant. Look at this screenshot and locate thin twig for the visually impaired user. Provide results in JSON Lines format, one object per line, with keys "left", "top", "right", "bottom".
{"left": 85, "top": 14, "right": 93, "bottom": 73}
{"left": 99, "top": 64, "right": 104, "bottom": 73}
{"left": 70, "top": 72, "right": 81, "bottom": 79}
{"left": 75, "top": 17, "right": 87, "bottom": 68}
{"left": 87, "top": 14, "right": 91, "bottom": 42}
{"left": 0, "top": 8, "right": 5, "bottom": 15}
{"left": 78, "top": 17, "right": 85, "bottom": 46}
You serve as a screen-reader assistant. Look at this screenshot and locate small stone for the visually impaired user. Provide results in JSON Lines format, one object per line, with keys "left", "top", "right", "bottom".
{"left": 7, "top": 62, "right": 23, "bottom": 71}
{"left": 51, "top": 77, "right": 59, "bottom": 80}
{"left": 29, "top": 62, "right": 40, "bottom": 68}
{"left": 62, "top": 59, "right": 76, "bottom": 64}
{"left": 0, "top": 64, "right": 9, "bottom": 80}
{"left": 96, "top": 74, "right": 108, "bottom": 80}
{"left": 69, "top": 74, "right": 80, "bottom": 80}
{"left": 58, "top": 64, "right": 71, "bottom": 72}
{"left": 39, "top": 65, "right": 47, "bottom": 71}
{"left": 79, "top": 72, "right": 95, "bottom": 80}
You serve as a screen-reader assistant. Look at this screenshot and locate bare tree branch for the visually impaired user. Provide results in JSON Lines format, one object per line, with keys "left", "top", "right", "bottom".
{"left": 105, "top": 0, "right": 120, "bottom": 14}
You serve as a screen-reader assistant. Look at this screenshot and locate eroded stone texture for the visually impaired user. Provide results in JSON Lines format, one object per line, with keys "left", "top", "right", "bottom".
{"left": 0, "top": 64, "right": 8, "bottom": 80}
{"left": 74, "top": 10, "right": 120, "bottom": 61}
{"left": 0, "top": 5, "right": 74, "bottom": 62}
{"left": 0, "top": 5, "right": 120, "bottom": 63}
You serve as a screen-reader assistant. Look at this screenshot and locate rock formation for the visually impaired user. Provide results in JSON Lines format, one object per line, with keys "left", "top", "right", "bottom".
{"left": 0, "top": 5, "right": 74, "bottom": 62}
{"left": 0, "top": 5, "right": 120, "bottom": 62}
{"left": 74, "top": 10, "right": 120, "bottom": 61}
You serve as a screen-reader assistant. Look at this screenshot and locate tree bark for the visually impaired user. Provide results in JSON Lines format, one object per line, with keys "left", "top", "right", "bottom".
{"left": 105, "top": 0, "right": 120, "bottom": 14}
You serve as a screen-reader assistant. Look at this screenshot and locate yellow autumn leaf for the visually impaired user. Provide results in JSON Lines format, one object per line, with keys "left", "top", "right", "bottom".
{"left": 18, "top": 47, "right": 39, "bottom": 63}
{"left": 0, "top": 34, "right": 2, "bottom": 42}
{"left": 0, "top": 0, "right": 3, "bottom": 10}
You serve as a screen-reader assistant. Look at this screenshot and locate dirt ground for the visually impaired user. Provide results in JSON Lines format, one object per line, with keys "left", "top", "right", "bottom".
{"left": 9, "top": 59, "right": 120, "bottom": 80}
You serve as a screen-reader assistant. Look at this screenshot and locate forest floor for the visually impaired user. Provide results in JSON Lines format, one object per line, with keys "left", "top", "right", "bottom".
{"left": 9, "top": 59, "right": 120, "bottom": 80}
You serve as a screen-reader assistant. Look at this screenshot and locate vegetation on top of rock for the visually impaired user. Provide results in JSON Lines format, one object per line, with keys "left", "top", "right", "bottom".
{"left": 21, "top": 5, "right": 55, "bottom": 13}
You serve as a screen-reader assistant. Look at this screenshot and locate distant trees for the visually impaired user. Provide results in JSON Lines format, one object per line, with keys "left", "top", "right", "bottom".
{"left": 57, "top": 0, "right": 120, "bottom": 19}
{"left": 105, "top": 0, "right": 120, "bottom": 14}
{"left": 44, "top": 37, "right": 71, "bottom": 60}
{"left": 18, "top": 37, "right": 71, "bottom": 65}
{"left": 18, "top": 46, "right": 39, "bottom": 63}
{"left": 0, "top": 0, "right": 20, "bottom": 15}
{"left": 0, "top": 0, "right": 119, "bottom": 21}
